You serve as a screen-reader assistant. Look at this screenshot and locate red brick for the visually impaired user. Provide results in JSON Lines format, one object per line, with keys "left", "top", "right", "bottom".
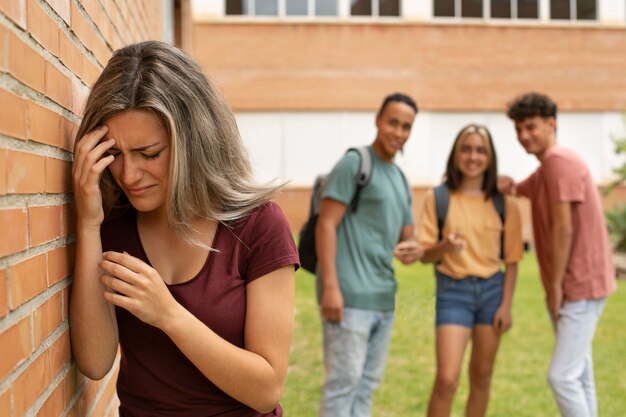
{"left": 0, "top": 269, "right": 7, "bottom": 318}
{"left": 0, "top": 208, "right": 28, "bottom": 257}
{"left": 0, "top": 89, "right": 28, "bottom": 140}
{"left": 13, "top": 352, "right": 52, "bottom": 417}
{"left": 81, "top": 54, "right": 102, "bottom": 86}
{"left": 71, "top": 79, "right": 90, "bottom": 115}
{"left": 47, "top": 0, "right": 70, "bottom": 24}
{"left": 0, "top": 317, "right": 31, "bottom": 380}
{"left": 91, "top": 372, "right": 119, "bottom": 417}
{"left": 33, "top": 291, "right": 62, "bottom": 348}
{"left": 45, "top": 157, "right": 72, "bottom": 193}
{"left": 0, "top": 388, "right": 9, "bottom": 417}
{"left": 28, "top": 101, "right": 61, "bottom": 147}
{"left": 59, "top": 117, "right": 78, "bottom": 152}
{"left": 7, "top": 150, "right": 46, "bottom": 194}
{"left": 62, "top": 286, "right": 69, "bottom": 320}
{"left": 7, "top": 31, "right": 46, "bottom": 92}
{"left": 0, "top": 149, "right": 6, "bottom": 195}
{"left": 47, "top": 244, "right": 74, "bottom": 286}
{"left": 70, "top": 1, "right": 93, "bottom": 50}
{"left": 91, "top": 37, "right": 111, "bottom": 67}
{"left": 27, "top": 0, "right": 60, "bottom": 56}
{"left": 0, "top": 0, "right": 26, "bottom": 28}
{"left": 29, "top": 205, "right": 62, "bottom": 246}
{"left": 45, "top": 62, "right": 72, "bottom": 110}
{"left": 10, "top": 254, "right": 47, "bottom": 308}
{"left": 36, "top": 380, "right": 64, "bottom": 417}
{"left": 0, "top": 27, "right": 6, "bottom": 71}
{"left": 61, "top": 203, "right": 75, "bottom": 237}
{"left": 49, "top": 329, "right": 71, "bottom": 376}
{"left": 60, "top": 32, "right": 83, "bottom": 77}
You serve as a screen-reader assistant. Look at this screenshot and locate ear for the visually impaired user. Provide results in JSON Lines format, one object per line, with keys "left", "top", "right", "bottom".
{"left": 547, "top": 116, "right": 556, "bottom": 131}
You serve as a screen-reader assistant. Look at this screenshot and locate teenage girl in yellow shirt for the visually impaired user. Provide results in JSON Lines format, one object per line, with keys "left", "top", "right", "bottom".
{"left": 419, "top": 124, "right": 523, "bottom": 417}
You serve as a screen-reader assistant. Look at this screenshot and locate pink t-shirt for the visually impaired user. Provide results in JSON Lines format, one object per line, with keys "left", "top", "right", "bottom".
{"left": 101, "top": 202, "right": 299, "bottom": 417}
{"left": 517, "top": 145, "right": 616, "bottom": 301}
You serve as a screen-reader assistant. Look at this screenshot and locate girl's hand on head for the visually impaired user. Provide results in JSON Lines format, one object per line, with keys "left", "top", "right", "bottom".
{"left": 72, "top": 126, "right": 116, "bottom": 229}
{"left": 98, "top": 251, "right": 180, "bottom": 329}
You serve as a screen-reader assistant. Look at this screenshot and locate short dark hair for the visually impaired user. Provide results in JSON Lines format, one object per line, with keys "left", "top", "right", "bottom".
{"left": 444, "top": 124, "right": 498, "bottom": 199}
{"left": 378, "top": 93, "right": 418, "bottom": 116}
{"left": 506, "top": 92, "right": 557, "bottom": 121}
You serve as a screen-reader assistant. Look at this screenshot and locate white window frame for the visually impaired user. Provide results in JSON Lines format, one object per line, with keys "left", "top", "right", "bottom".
{"left": 222, "top": 0, "right": 402, "bottom": 19}
{"left": 433, "top": 0, "right": 541, "bottom": 20}
{"left": 549, "top": 0, "right": 597, "bottom": 20}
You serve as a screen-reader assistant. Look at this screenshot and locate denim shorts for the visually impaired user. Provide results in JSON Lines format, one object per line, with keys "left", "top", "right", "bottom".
{"left": 435, "top": 270, "right": 504, "bottom": 328}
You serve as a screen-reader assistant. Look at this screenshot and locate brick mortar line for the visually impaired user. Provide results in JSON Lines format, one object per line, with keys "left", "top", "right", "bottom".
{"left": 0, "top": 274, "right": 71, "bottom": 337}
{"left": 0, "top": 13, "right": 90, "bottom": 116}
{"left": 94, "top": 0, "right": 129, "bottom": 49}
{"left": 0, "top": 319, "right": 70, "bottom": 394}
{"left": 0, "top": 234, "right": 76, "bottom": 269}
{"left": 70, "top": 0, "right": 115, "bottom": 58}
{"left": 67, "top": 354, "right": 121, "bottom": 417}
{"left": 34, "top": 0, "right": 105, "bottom": 78}
{"left": 0, "top": 134, "right": 73, "bottom": 159}
{"left": 25, "top": 361, "right": 72, "bottom": 417}
{"left": 0, "top": 69, "right": 82, "bottom": 125}
{"left": 0, "top": 193, "right": 74, "bottom": 208}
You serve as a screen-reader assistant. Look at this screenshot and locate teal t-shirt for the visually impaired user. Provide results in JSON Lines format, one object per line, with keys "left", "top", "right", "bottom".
{"left": 319, "top": 147, "right": 413, "bottom": 311}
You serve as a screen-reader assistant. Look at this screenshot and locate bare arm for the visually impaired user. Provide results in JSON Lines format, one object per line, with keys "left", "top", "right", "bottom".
{"left": 315, "top": 199, "right": 347, "bottom": 322}
{"left": 493, "top": 263, "right": 518, "bottom": 334}
{"left": 547, "top": 201, "right": 573, "bottom": 321}
{"left": 69, "top": 126, "right": 119, "bottom": 379}
{"left": 99, "top": 251, "right": 294, "bottom": 413}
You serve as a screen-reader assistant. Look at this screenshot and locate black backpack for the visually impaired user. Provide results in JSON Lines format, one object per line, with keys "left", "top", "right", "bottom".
{"left": 433, "top": 184, "right": 506, "bottom": 260}
{"left": 298, "top": 147, "right": 373, "bottom": 273}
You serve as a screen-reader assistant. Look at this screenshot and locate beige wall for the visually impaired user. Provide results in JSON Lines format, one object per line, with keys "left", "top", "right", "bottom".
{"left": 193, "top": 22, "right": 626, "bottom": 112}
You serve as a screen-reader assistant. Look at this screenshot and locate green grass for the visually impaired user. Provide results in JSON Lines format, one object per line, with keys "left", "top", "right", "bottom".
{"left": 282, "top": 254, "right": 626, "bottom": 416}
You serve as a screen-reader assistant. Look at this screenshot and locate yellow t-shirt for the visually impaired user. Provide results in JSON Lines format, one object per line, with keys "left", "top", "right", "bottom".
{"left": 419, "top": 190, "right": 523, "bottom": 279}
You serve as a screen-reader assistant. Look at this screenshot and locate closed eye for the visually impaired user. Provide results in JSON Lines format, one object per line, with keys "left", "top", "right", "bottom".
{"left": 143, "top": 152, "right": 161, "bottom": 160}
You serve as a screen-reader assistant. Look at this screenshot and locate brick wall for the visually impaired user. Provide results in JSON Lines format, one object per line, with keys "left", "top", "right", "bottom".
{"left": 192, "top": 22, "right": 626, "bottom": 112}
{"left": 0, "top": 1, "right": 165, "bottom": 416}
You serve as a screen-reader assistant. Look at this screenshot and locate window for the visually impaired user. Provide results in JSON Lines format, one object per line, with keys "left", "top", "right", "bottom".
{"left": 551, "top": 0, "right": 596, "bottom": 20}
{"left": 434, "top": 0, "right": 485, "bottom": 18}
{"left": 226, "top": 0, "right": 339, "bottom": 17}
{"left": 491, "top": 0, "right": 538, "bottom": 18}
{"left": 351, "top": 0, "right": 400, "bottom": 17}
{"left": 434, "top": 0, "right": 539, "bottom": 19}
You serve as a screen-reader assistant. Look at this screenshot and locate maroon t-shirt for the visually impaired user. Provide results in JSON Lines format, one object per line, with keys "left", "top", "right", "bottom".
{"left": 100, "top": 202, "right": 299, "bottom": 417}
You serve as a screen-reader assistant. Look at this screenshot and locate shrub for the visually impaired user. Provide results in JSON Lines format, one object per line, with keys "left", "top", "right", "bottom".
{"left": 606, "top": 205, "right": 626, "bottom": 252}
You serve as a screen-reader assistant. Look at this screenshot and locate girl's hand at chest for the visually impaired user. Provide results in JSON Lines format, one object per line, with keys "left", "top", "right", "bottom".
{"left": 99, "top": 251, "right": 181, "bottom": 329}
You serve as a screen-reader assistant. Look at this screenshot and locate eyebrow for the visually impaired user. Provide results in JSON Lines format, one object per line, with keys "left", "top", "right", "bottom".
{"left": 109, "top": 142, "right": 162, "bottom": 152}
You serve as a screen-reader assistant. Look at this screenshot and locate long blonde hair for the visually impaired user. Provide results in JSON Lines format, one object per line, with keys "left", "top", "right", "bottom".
{"left": 75, "top": 41, "right": 281, "bottom": 243}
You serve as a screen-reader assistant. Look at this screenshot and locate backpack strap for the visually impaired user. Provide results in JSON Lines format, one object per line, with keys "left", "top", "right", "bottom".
{"left": 491, "top": 192, "right": 506, "bottom": 260}
{"left": 433, "top": 184, "right": 449, "bottom": 243}
{"left": 347, "top": 146, "right": 373, "bottom": 213}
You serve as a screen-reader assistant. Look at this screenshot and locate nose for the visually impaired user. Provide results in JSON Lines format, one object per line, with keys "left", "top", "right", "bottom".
{"left": 121, "top": 156, "right": 143, "bottom": 185}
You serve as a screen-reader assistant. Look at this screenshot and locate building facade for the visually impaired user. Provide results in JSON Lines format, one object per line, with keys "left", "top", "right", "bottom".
{"left": 192, "top": 0, "right": 626, "bottom": 230}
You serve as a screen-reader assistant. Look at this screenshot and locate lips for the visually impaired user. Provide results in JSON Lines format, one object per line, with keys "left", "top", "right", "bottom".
{"left": 125, "top": 185, "right": 155, "bottom": 196}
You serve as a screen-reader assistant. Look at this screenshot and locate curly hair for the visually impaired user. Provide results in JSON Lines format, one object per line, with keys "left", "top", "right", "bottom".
{"left": 506, "top": 92, "right": 557, "bottom": 121}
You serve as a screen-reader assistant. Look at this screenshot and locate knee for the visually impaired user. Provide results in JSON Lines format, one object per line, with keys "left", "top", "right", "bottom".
{"left": 433, "top": 373, "right": 460, "bottom": 398}
{"left": 469, "top": 365, "right": 494, "bottom": 391}
{"left": 547, "top": 369, "right": 571, "bottom": 392}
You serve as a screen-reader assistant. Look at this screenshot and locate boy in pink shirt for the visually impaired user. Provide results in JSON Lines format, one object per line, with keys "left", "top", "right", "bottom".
{"left": 504, "top": 92, "right": 616, "bottom": 417}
